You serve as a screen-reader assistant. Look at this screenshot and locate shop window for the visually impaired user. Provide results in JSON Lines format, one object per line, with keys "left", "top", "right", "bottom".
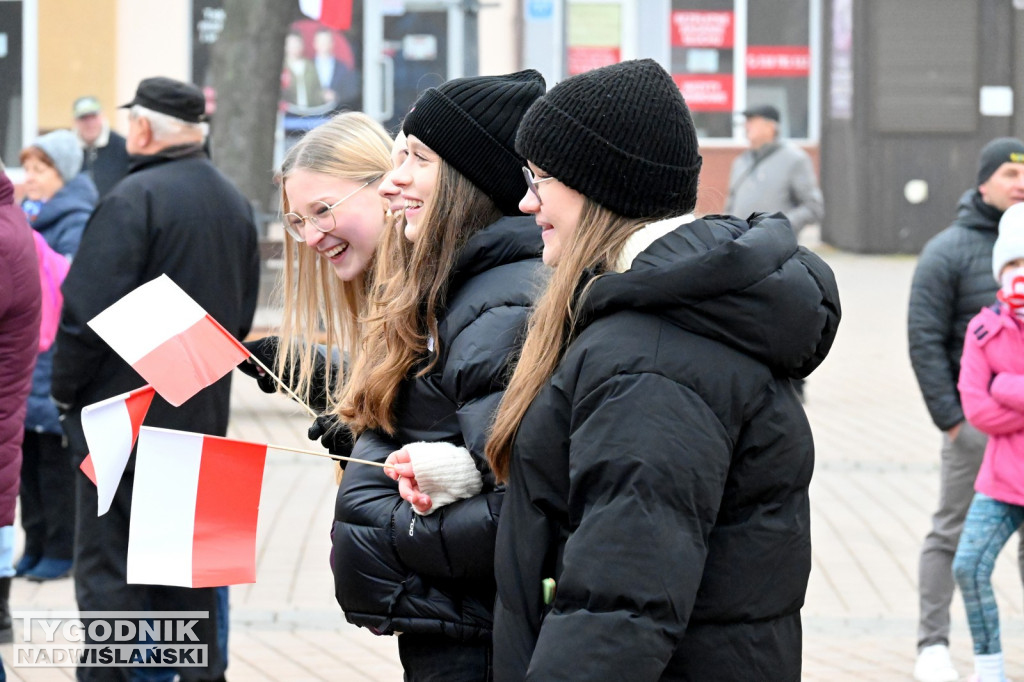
{"left": 670, "top": 0, "right": 817, "bottom": 142}
{"left": 0, "top": 0, "right": 25, "bottom": 166}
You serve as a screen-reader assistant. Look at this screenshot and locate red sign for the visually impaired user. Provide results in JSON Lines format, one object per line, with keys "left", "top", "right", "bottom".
{"left": 671, "top": 11, "right": 734, "bottom": 48}
{"left": 567, "top": 46, "right": 621, "bottom": 76}
{"left": 673, "top": 74, "right": 733, "bottom": 112}
{"left": 746, "top": 46, "right": 811, "bottom": 78}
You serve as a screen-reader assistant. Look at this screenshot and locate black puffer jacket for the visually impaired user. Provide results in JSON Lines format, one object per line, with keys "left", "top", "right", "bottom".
{"left": 332, "top": 215, "right": 543, "bottom": 641}
{"left": 493, "top": 213, "right": 841, "bottom": 681}
{"left": 52, "top": 146, "right": 260, "bottom": 461}
{"left": 908, "top": 189, "right": 1003, "bottom": 431}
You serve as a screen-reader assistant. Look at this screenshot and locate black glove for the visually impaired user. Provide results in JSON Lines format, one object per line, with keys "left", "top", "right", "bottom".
{"left": 308, "top": 413, "right": 355, "bottom": 465}
{"left": 239, "top": 337, "right": 281, "bottom": 394}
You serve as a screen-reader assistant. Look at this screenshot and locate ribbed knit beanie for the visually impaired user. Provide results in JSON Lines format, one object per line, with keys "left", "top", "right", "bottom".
{"left": 993, "top": 202, "right": 1024, "bottom": 281}
{"left": 32, "top": 129, "right": 83, "bottom": 182}
{"left": 515, "top": 59, "right": 702, "bottom": 218}
{"left": 977, "top": 137, "right": 1024, "bottom": 187}
{"left": 403, "top": 70, "right": 546, "bottom": 214}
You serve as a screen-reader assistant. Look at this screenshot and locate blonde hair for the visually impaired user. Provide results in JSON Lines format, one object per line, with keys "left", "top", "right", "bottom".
{"left": 486, "top": 198, "right": 647, "bottom": 481}
{"left": 276, "top": 111, "right": 393, "bottom": 409}
{"left": 339, "top": 160, "right": 502, "bottom": 434}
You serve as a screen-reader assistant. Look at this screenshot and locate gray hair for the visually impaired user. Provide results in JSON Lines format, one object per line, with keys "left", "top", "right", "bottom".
{"left": 131, "top": 105, "right": 208, "bottom": 143}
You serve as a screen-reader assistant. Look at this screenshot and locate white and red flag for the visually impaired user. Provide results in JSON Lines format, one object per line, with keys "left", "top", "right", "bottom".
{"left": 298, "top": 0, "right": 352, "bottom": 30}
{"left": 127, "top": 427, "right": 268, "bottom": 588}
{"left": 80, "top": 385, "right": 156, "bottom": 515}
{"left": 87, "top": 275, "right": 248, "bottom": 407}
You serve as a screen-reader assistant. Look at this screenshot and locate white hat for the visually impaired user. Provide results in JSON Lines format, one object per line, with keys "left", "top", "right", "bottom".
{"left": 992, "top": 203, "right": 1024, "bottom": 281}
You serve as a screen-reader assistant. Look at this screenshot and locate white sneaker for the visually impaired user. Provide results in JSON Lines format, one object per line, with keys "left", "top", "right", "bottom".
{"left": 914, "top": 644, "right": 959, "bottom": 682}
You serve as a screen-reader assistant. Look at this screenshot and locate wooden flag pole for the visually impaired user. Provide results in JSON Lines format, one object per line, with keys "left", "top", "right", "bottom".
{"left": 268, "top": 442, "right": 394, "bottom": 469}
{"left": 244, "top": 355, "right": 320, "bottom": 419}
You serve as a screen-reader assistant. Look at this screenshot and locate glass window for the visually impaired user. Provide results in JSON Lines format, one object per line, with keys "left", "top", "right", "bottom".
{"left": 0, "top": 0, "right": 24, "bottom": 166}
{"left": 670, "top": 0, "right": 817, "bottom": 142}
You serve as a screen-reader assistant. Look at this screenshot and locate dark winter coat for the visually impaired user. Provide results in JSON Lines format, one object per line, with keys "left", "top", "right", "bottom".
{"left": 82, "top": 129, "right": 131, "bottom": 198}
{"left": 908, "top": 190, "right": 1003, "bottom": 431}
{"left": 331, "top": 215, "right": 544, "bottom": 641}
{"left": 493, "top": 213, "right": 841, "bottom": 681}
{"left": 52, "top": 145, "right": 260, "bottom": 465}
{"left": 24, "top": 173, "right": 97, "bottom": 434}
{"left": 0, "top": 172, "right": 42, "bottom": 526}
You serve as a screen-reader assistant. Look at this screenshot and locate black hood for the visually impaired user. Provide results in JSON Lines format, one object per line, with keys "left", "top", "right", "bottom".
{"left": 449, "top": 215, "right": 543, "bottom": 291}
{"left": 582, "top": 212, "right": 841, "bottom": 378}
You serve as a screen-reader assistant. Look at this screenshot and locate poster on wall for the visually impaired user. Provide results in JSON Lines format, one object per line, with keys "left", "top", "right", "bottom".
{"left": 670, "top": 10, "right": 734, "bottom": 49}
{"left": 746, "top": 46, "right": 810, "bottom": 78}
{"left": 672, "top": 74, "right": 733, "bottom": 113}
{"left": 567, "top": 2, "right": 622, "bottom": 76}
{"left": 190, "top": 0, "right": 363, "bottom": 147}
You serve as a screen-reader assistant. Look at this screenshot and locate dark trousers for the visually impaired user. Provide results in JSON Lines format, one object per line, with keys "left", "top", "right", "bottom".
{"left": 65, "top": 413, "right": 226, "bottom": 682}
{"left": 20, "top": 430, "right": 75, "bottom": 560}
{"left": 397, "top": 633, "right": 492, "bottom": 682}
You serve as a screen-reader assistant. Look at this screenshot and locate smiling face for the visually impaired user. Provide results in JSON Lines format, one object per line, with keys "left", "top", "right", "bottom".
{"left": 284, "top": 168, "right": 386, "bottom": 281}
{"left": 518, "top": 162, "right": 586, "bottom": 267}
{"left": 390, "top": 134, "right": 439, "bottom": 242}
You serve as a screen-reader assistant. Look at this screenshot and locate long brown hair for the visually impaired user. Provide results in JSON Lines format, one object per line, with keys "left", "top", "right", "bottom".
{"left": 486, "top": 198, "right": 648, "bottom": 481}
{"left": 275, "top": 112, "right": 392, "bottom": 409}
{"left": 339, "top": 160, "right": 502, "bottom": 434}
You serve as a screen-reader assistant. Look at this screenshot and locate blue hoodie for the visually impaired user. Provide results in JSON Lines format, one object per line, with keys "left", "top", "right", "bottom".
{"left": 23, "top": 173, "right": 98, "bottom": 433}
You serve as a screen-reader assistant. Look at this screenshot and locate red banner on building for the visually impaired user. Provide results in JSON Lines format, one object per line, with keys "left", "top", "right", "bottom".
{"left": 567, "top": 46, "right": 621, "bottom": 76}
{"left": 671, "top": 11, "right": 734, "bottom": 48}
{"left": 746, "top": 46, "right": 811, "bottom": 78}
{"left": 673, "top": 74, "right": 733, "bottom": 112}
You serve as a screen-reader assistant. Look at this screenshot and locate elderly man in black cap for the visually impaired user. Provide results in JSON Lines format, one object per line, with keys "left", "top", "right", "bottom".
{"left": 725, "top": 104, "right": 824, "bottom": 236}
{"left": 52, "top": 76, "right": 260, "bottom": 682}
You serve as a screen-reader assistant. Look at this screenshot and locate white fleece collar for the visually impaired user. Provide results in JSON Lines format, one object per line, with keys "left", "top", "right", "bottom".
{"left": 611, "top": 214, "right": 695, "bottom": 273}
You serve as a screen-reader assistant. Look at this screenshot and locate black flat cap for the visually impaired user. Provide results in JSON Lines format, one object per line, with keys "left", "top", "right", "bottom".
{"left": 741, "top": 104, "right": 780, "bottom": 122}
{"left": 119, "top": 77, "right": 206, "bottom": 123}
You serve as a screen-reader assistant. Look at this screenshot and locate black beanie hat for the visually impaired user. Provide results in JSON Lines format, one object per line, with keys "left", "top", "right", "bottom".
{"left": 403, "top": 69, "right": 546, "bottom": 214}
{"left": 515, "top": 59, "right": 702, "bottom": 218}
{"left": 977, "top": 137, "right": 1024, "bottom": 186}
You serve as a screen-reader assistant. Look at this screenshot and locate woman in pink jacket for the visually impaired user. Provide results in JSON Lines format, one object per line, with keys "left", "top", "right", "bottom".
{"left": 954, "top": 201, "right": 1024, "bottom": 682}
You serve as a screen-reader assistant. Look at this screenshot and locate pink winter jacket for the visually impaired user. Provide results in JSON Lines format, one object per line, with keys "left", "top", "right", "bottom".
{"left": 959, "top": 304, "right": 1024, "bottom": 506}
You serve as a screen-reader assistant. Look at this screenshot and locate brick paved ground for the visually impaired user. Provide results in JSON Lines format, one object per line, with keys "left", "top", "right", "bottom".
{"left": 3, "top": 246, "right": 1023, "bottom": 680}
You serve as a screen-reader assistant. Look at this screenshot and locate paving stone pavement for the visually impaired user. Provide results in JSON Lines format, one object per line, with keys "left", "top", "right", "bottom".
{"left": 3, "top": 246, "right": 1024, "bottom": 680}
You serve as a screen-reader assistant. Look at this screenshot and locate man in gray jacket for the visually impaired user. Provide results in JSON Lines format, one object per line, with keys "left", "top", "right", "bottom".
{"left": 725, "top": 104, "right": 824, "bottom": 235}
{"left": 908, "top": 136, "right": 1024, "bottom": 682}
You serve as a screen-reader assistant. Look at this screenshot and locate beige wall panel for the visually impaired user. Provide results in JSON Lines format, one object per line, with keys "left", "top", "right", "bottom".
{"left": 37, "top": 0, "right": 118, "bottom": 131}
{"left": 479, "top": 0, "right": 519, "bottom": 75}
{"left": 113, "top": 0, "right": 191, "bottom": 131}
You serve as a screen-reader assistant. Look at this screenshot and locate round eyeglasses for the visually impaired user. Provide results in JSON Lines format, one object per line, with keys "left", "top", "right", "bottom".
{"left": 283, "top": 176, "right": 382, "bottom": 240}
{"left": 522, "top": 166, "right": 556, "bottom": 203}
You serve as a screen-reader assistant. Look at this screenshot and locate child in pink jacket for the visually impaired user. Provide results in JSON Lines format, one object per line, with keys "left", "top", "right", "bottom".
{"left": 954, "top": 202, "right": 1024, "bottom": 682}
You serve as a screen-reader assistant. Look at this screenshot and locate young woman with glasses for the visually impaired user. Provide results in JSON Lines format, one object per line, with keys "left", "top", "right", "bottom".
{"left": 479, "top": 59, "right": 841, "bottom": 681}
{"left": 238, "top": 111, "right": 396, "bottom": 456}
{"left": 331, "top": 70, "right": 546, "bottom": 680}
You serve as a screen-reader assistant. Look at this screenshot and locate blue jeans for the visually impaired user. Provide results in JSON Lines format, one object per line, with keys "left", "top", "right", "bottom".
{"left": 952, "top": 493, "right": 1024, "bottom": 654}
{"left": 0, "top": 526, "right": 16, "bottom": 578}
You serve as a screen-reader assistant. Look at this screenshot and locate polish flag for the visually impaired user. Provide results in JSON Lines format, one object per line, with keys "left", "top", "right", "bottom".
{"left": 299, "top": 0, "right": 352, "bottom": 31}
{"left": 128, "top": 427, "right": 268, "bottom": 588}
{"left": 80, "top": 385, "right": 156, "bottom": 515}
{"left": 87, "top": 275, "right": 248, "bottom": 407}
